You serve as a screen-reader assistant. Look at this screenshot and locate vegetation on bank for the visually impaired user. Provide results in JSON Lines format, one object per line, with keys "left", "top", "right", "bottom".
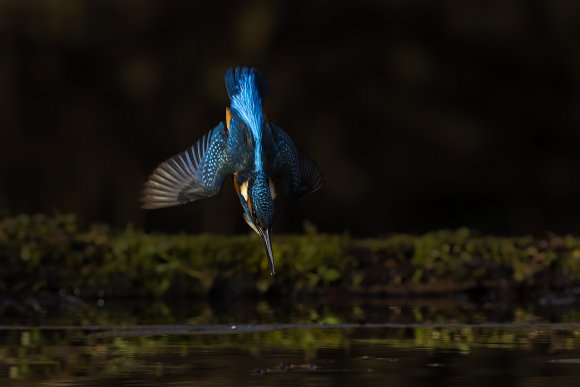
{"left": 1, "top": 214, "right": 579, "bottom": 299}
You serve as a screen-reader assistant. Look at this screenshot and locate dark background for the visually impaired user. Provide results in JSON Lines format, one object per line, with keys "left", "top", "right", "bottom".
{"left": 0, "top": 0, "right": 579, "bottom": 236}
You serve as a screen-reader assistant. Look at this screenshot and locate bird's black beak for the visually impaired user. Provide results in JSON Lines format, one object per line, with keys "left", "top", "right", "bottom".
{"left": 259, "top": 228, "right": 275, "bottom": 275}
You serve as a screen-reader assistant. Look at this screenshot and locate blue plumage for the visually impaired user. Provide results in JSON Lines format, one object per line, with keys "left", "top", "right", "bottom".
{"left": 229, "top": 70, "right": 265, "bottom": 171}
{"left": 142, "top": 67, "right": 324, "bottom": 274}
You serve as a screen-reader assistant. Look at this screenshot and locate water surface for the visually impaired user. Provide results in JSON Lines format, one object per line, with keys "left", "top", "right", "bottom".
{"left": 1, "top": 299, "right": 580, "bottom": 386}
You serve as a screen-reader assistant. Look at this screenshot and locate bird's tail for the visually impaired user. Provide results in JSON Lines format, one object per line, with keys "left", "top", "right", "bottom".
{"left": 225, "top": 67, "right": 269, "bottom": 101}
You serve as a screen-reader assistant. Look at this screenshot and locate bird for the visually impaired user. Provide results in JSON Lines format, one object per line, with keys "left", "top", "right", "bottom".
{"left": 141, "top": 67, "right": 324, "bottom": 275}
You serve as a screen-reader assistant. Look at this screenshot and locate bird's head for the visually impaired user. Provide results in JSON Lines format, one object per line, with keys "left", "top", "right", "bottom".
{"left": 234, "top": 172, "right": 277, "bottom": 274}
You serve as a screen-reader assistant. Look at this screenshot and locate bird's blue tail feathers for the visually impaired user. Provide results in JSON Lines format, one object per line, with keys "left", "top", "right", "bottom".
{"left": 225, "top": 67, "right": 269, "bottom": 101}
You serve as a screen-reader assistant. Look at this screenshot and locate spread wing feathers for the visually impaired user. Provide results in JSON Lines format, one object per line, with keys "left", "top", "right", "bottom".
{"left": 299, "top": 157, "right": 325, "bottom": 195}
{"left": 141, "top": 122, "right": 233, "bottom": 209}
{"left": 225, "top": 67, "right": 269, "bottom": 101}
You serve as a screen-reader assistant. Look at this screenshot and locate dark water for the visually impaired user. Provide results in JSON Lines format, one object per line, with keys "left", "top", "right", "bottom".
{"left": 1, "top": 299, "right": 580, "bottom": 386}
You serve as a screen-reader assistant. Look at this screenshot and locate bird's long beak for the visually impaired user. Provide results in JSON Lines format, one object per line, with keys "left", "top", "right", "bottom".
{"left": 260, "top": 228, "right": 275, "bottom": 275}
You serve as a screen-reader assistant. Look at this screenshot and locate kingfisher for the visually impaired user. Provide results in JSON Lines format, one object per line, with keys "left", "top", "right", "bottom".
{"left": 141, "top": 67, "right": 324, "bottom": 275}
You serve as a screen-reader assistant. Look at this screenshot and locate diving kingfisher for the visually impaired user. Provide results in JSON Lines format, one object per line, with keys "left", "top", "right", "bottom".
{"left": 141, "top": 67, "right": 324, "bottom": 275}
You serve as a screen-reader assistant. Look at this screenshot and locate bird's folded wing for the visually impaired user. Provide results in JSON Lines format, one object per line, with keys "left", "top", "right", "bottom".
{"left": 141, "top": 122, "right": 234, "bottom": 209}
{"left": 269, "top": 123, "right": 324, "bottom": 197}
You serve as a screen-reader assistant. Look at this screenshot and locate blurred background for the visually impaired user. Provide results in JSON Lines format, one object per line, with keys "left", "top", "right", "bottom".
{"left": 0, "top": 0, "right": 579, "bottom": 236}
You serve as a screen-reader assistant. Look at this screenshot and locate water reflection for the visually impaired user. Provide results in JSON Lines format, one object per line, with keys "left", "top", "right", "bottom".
{"left": 1, "top": 300, "right": 579, "bottom": 385}
{"left": 3, "top": 297, "right": 580, "bottom": 326}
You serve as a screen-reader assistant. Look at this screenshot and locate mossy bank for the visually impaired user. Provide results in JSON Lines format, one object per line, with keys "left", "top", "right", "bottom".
{"left": 1, "top": 214, "right": 579, "bottom": 300}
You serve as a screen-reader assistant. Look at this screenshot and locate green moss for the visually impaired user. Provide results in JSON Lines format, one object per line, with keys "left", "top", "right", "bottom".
{"left": 0, "top": 214, "right": 579, "bottom": 297}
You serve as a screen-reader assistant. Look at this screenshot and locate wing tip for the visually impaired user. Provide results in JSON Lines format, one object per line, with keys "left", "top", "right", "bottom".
{"left": 140, "top": 187, "right": 180, "bottom": 210}
{"left": 300, "top": 157, "right": 325, "bottom": 195}
{"left": 140, "top": 164, "right": 185, "bottom": 210}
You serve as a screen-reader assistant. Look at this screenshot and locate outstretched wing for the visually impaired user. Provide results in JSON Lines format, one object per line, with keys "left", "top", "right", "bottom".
{"left": 269, "top": 123, "right": 324, "bottom": 197}
{"left": 141, "top": 122, "right": 235, "bottom": 209}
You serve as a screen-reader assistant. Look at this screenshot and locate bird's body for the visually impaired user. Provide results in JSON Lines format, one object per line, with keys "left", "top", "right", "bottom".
{"left": 142, "top": 67, "right": 323, "bottom": 274}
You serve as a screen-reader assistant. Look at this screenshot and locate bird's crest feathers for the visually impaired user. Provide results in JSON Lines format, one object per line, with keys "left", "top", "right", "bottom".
{"left": 225, "top": 67, "right": 269, "bottom": 101}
